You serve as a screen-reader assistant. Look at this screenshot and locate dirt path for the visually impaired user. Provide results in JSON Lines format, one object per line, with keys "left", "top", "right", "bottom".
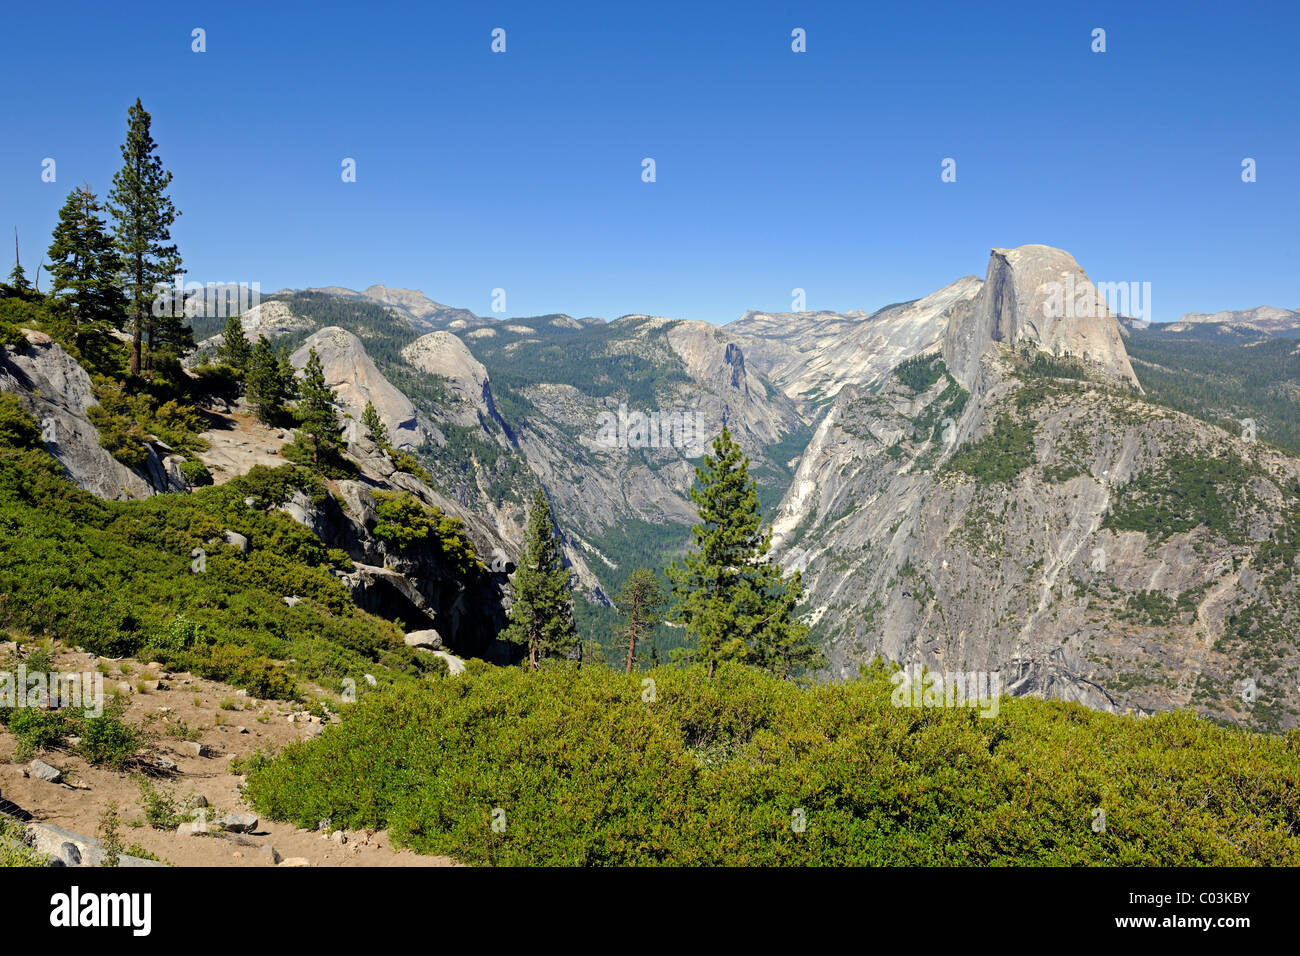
{"left": 1, "top": 645, "right": 457, "bottom": 867}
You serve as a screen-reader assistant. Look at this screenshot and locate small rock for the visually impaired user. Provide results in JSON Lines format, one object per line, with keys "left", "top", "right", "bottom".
{"left": 218, "top": 813, "right": 258, "bottom": 834}
{"left": 331, "top": 831, "right": 348, "bottom": 845}
{"left": 155, "top": 681, "right": 169, "bottom": 691}
{"left": 236, "top": 726, "right": 249, "bottom": 735}
{"left": 235, "top": 690, "right": 248, "bottom": 697}
{"left": 304, "top": 723, "right": 324, "bottom": 739}
{"left": 279, "top": 857, "right": 310, "bottom": 867}
{"left": 184, "top": 794, "right": 208, "bottom": 810}
{"left": 175, "top": 822, "right": 199, "bottom": 837}
{"left": 183, "top": 741, "right": 210, "bottom": 758}
{"left": 258, "top": 844, "right": 282, "bottom": 865}
{"left": 403, "top": 628, "right": 443, "bottom": 650}
{"left": 28, "top": 760, "right": 62, "bottom": 784}
{"left": 61, "top": 842, "right": 82, "bottom": 866}
{"left": 363, "top": 674, "right": 377, "bottom": 687}
{"left": 222, "top": 530, "right": 250, "bottom": 554}
{"left": 154, "top": 755, "right": 178, "bottom": 771}
{"left": 283, "top": 596, "right": 302, "bottom": 608}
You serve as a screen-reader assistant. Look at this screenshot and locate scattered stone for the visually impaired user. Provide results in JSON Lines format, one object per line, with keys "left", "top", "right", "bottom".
{"left": 403, "top": 628, "right": 443, "bottom": 650}
{"left": 283, "top": 595, "right": 302, "bottom": 607}
{"left": 363, "top": 673, "right": 377, "bottom": 687}
{"left": 279, "top": 857, "right": 310, "bottom": 867}
{"left": 222, "top": 530, "right": 250, "bottom": 554}
{"left": 184, "top": 794, "right": 208, "bottom": 810}
{"left": 331, "top": 831, "right": 348, "bottom": 845}
{"left": 183, "top": 741, "right": 210, "bottom": 758}
{"left": 304, "top": 723, "right": 324, "bottom": 739}
{"left": 258, "top": 844, "right": 282, "bottom": 865}
{"left": 218, "top": 813, "right": 258, "bottom": 834}
{"left": 236, "top": 726, "right": 249, "bottom": 735}
{"left": 235, "top": 689, "right": 247, "bottom": 697}
{"left": 60, "top": 842, "right": 82, "bottom": 866}
{"left": 154, "top": 755, "right": 178, "bottom": 771}
{"left": 28, "top": 760, "right": 62, "bottom": 784}
{"left": 175, "top": 822, "right": 199, "bottom": 837}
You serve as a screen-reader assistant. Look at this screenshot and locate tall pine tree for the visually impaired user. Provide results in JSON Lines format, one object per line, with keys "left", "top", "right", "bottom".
{"left": 501, "top": 489, "right": 577, "bottom": 670}
{"left": 667, "top": 426, "right": 823, "bottom": 679}
{"left": 107, "top": 99, "right": 181, "bottom": 376}
{"left": 46, "top": 184, "right": 125, "bottom": 357}
{"left": 294, "top": 347, "right": 341, "bottom": 464}
{"left": 214, "top": 314, "right": 251, "bottom": 372}
{"left": 246, "top": 335, "right": 290, "bottom": 423}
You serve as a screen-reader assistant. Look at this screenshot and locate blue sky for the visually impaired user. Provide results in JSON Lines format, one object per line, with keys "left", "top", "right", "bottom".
{"left": 2, "top": 0, "right": 1296, "bottom": 323}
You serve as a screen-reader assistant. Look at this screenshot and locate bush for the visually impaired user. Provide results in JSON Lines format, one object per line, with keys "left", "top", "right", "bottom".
{"left": 79, "top": 712, "right": 143, "bottom": 769}
{"left": 245, "top": 663, "right": 1300, "bottom": 866}
{"left": 179, "top": 459, "right": 213, "bottom": 487}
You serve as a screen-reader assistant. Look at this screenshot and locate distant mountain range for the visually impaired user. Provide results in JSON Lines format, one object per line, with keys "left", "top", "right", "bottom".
{"left": 98, "top": 252, "right": 1300, "bottom": 730}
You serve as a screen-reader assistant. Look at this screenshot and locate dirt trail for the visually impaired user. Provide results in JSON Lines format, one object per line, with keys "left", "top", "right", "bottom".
{"left": 1, "top": 645, "right": 457, "bottom": 867}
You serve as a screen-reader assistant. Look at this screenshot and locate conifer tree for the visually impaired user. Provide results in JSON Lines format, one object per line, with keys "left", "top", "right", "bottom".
{"left": 107, "top": 99, "right": 181, "bottom": 375}
{"left": 294, "top": 347, "right": 341, "bottom": 464}
{"left": 215, "top": 314, "right": 251, "bottom": 372}
{"left": 46, "top": 184, "right": 125, "bottom": 354}
{"left": 501, "top": 489, "right": 577, "bottom": 670}
{"left": 361, "top": 400, "right": 389, "bottom": 446}
{"left": 667, "top": 426, "right": 823, "bottom": 679}
{"left": 615, "top": 568, "right": 664, "bottom": 674}
{"left": 246, "top": 335, "right": 290, "bottom": 423}
{"left": 7, "top": 230, "right": 31, "bottom": 293}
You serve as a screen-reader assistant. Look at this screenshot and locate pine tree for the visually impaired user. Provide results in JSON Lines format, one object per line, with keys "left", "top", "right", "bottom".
{"left": 501, "top": 489, "right": 577, "bottom": 670}
{"left": 7, "top": 230, "right": 31, "bottom": 293}
{"left": 615, "top": 568, "right": 665, "bottom": 674}
{"left": 667, "top": 426, "right": 823, "bottom": 679}
{"left": 361, "top": 400, "right": 389, "bottom": 446}
{"left": 294, "top": 347, "right": 341, "bottom": 464}
{"left": 277, "top": 346, "right": 297, "bottom": 402}
{"left": 45, "top": 184, "right": 125, "bottom": 354}
{"left": 215, "top": 314, "right": 251, "bottom": 372}
{"left": 107, "top": 99, "right": 181, "bottom": 376}
{"left": 246, "top": 335, "right": 289, "bottom": 423}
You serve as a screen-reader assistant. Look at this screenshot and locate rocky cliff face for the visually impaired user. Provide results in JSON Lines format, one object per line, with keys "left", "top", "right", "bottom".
{"left": 944, "top": 245, "right": 1140, "bottom": 391}
{"left": 290, "top": 327, "right": 430, "bottom": 450}
{"left": 400, "top": 331, "right": 497, "bottom": 429}
{"left": 772, "top": 245, "right": 1300, "bottom": 730}
{"left": 0, "top": 331, "right": 181, "bottom": 499}
{"left": 731, "top": 276, "right": 983, "bottom": 407}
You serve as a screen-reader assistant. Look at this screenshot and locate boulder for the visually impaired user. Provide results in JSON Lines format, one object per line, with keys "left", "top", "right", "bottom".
{"left": 403, "top": 629, "right": 443, "bottom": 650}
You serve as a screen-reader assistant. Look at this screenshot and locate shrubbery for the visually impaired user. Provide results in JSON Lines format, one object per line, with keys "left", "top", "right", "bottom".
{"left": 244, "top": 662, "right": 1300, "bottom": 865}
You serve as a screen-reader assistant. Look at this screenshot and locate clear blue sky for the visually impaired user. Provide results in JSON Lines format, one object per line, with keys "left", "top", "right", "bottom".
{"left": 2, "top": 0, "right": 1296, "bottom": 323}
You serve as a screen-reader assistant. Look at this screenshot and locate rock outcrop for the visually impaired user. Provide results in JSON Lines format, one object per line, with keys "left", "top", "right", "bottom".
{"left": 771, "top": 246, "right": 1300, "bottom": 729}
{"left": 944, "top": 245, "right": 1140, "bottom": 390}
{"left": 731, "top": 276, "right": 983, "bottom": 406}
{"left": 290, "top": 327, "right": 428, "bottom": 449}
{"left": 400, "top": 331, "right": 497, "bottom": 429}
{"left": 0, "top": 331, "right": 174, "bottom": 499}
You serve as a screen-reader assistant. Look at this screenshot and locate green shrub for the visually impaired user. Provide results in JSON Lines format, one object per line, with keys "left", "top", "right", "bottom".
{"left": 179, "top": 459, "right": 213, "bottom": 487}
{"left": 245, "top": 662, "right": 1300, "bottom": 866}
